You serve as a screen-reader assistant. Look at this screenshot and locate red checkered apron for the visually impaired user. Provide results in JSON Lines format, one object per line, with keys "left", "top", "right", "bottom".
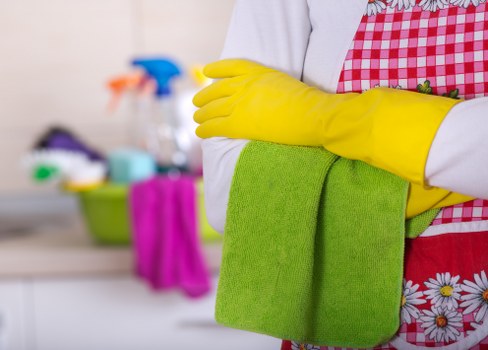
{"left": 282, "top": 1, "right": 488, "bottom": 349}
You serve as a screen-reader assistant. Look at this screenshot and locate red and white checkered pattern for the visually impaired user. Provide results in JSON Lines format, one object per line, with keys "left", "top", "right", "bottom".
{"left": 281, "top": 328, "right": 488, "bottom": 350}
{"left": 282, "top": 317, "right": 488, "bottom": 350}
{"left": 281, "top": 314, "right": 488, "bottom": 350}
{"left": 280, "top": 2, "right": 488, "bottom": 350}
{"left": 337, "top": 0, "right": 488, "bottom": 235}
{"left": 337, "top": 1, "right": 488, "bottom": 99}
{"left": 395, "top": 313, "right": 487, "bottom": 348}
{"left": 431, "top": 199, "right": 488, "bottom": 225}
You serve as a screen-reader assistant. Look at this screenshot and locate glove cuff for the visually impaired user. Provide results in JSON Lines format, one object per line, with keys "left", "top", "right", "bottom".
{"left": 370, "top": 88, "right": 462, "bottom": 186}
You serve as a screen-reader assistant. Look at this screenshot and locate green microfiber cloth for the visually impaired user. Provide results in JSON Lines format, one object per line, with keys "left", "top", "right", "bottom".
{"left": 215, "top": 141, "right": 438, "bottom": 348}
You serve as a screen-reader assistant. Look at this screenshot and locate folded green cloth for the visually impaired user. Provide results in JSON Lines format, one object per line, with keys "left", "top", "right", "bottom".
{"left": 216, "top": 141, "right": 438, "bottom": 348}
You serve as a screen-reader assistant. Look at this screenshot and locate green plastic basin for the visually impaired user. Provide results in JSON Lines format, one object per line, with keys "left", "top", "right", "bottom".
{"left": 78, "top": 179, "right": 221, "bottom": 245}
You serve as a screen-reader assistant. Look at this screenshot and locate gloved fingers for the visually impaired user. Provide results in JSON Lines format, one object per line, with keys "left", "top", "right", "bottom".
{"left": 193, "top": 75, "right": 245, "bottom": 107}
{"left": 195, "top": 117, "right": 235, "bottom": 139}
{"left": 203, "top": 59, "right": 267, "bottom": 79}
{"left": 193, "top": 97, "right": 233, "bottom": 124}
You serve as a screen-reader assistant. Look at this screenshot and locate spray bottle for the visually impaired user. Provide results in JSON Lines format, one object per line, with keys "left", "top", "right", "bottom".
{"left": 131, "top": 58, "right": 186, "bottom": 173}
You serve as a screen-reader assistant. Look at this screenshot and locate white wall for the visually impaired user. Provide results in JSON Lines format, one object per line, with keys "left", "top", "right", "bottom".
{"left": 0, "top": 0, "right": 235, "bottom": 194}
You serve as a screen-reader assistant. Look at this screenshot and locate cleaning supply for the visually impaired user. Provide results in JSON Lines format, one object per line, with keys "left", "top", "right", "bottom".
{"left": 106, "top": 71, "right": 156, "bottom": 150}
{"left": 106, "top": 59, "right": 206, "bottom": 175}
{"left": 130, "top": 176, "right": 211, "bottom": 297}
{"left": 174, "top": 66, "right": 212, "bottom": 174}
{"left": 216, "top": 141, "right": 439, "bottom": 347}
{"left": 24, "top": 126, "right": 107, "bottom": 191}
{"left": 78, "top": 183, "right": 131, "bottom": 244}
{"left": 33, "top": 126, "right": 104, "bottom": 162}
{"left": 132, "top": 58, "right": 181, "bottom": 98}
{"left": 131, "top": 58, "right": 188, "bottom": 172}
{"left": 196, "top": 178, "right": 222, "bottom": 242}
{"left": 106, "top": 72, "right": 145, "bottom": 112}
{"left": 23, "top": 149, "right": 106, "bottom": 191}
{"left": 193, "top": 59, "right": 462, "bottom": 186}
{"left": 107, "top": 148, "right": 156, "bottom": 184}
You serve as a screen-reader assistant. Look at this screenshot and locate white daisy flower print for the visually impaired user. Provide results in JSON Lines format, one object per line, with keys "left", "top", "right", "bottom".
{"left": 460, "top": 271, "right": 488, "bottom": 323}
{"left": 401, "top": 279, "right": 427, "bottom": 324}
{"left": 291, "top": 342, "right": 320, "bottom": 350}
{"left": 420, "top": 306, "right": 463, "bottom": 342}
{"left": 424, "top": 272, "right": 462, "bottom": 310}
{"left": 365, "top": 0, "right": 387, "bottom": 16}
{"left": 387, "top": 0, "right": 416, "bottom": 10}
{"left": 419, "top": 0, "right": 450, "bottom": 11}
{"left": 450, "top": 0, "right": 485, "bottom": 7}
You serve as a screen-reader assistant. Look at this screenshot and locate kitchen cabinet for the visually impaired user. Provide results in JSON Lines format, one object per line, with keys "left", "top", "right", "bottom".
{"left": 32, "top": 276, "right": 279, "bottom": 350}
{"left": 0, "top": 281, "right": 29, "bottom": 350}
{"left": 0, "top": 276, "right": 280, "bottom": 350}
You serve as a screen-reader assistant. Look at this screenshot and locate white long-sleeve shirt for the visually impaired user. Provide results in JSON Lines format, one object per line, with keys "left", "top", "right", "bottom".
{"left": 202, "top": 0, "right": 488, "bottom": 233}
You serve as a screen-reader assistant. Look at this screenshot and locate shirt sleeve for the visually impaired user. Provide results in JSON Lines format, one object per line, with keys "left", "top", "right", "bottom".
{"left": 202, "top": 0, "right": 312, "bottom": 233}
{"left": 425, "top": 96, "right": 488, "bottom": 199}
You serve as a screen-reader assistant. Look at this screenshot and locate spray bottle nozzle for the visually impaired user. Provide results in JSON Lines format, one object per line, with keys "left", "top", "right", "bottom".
{"left": 131, "top": 58, "right": 182, "bottom": 98}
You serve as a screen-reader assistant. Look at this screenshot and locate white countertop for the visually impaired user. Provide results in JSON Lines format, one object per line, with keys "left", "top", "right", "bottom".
{"left": 0, "top": 216, "right": 223, "bottom": 278}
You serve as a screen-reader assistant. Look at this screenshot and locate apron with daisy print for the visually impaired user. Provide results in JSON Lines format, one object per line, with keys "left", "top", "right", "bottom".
{"left": 282, "top": 1, "right": 488, "bottom": 349}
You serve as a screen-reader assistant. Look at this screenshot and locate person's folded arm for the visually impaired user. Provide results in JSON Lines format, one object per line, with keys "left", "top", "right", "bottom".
{"left": 195, "top": 59, "right": 483, "bottom": 219}
{"left": 194, "top": 59, "right": 462, "bottom": 185}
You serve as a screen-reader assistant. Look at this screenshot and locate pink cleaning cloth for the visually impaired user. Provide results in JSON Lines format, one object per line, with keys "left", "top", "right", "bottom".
{"left": 129, "top": 175, "right": 211, "bottom": 298}
{"left": 130, "top": 177, "right": 159, "bottom": 281}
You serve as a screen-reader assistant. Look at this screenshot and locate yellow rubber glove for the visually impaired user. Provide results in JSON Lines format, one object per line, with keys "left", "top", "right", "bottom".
{"left": 407, "top": 184, "right": 473, "bottom": 219}
{"left": 194, "top": 59, "right": 462, "bottom": 186}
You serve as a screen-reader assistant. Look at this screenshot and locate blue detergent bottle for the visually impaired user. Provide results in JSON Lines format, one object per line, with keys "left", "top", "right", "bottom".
{"left": 131, "top": 57, "right": 187, "bottom": 173}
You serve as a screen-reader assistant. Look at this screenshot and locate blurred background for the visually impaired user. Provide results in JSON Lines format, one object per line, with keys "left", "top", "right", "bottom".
{"left": 0, "top": 1, "right": 280, "bottom": 349}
